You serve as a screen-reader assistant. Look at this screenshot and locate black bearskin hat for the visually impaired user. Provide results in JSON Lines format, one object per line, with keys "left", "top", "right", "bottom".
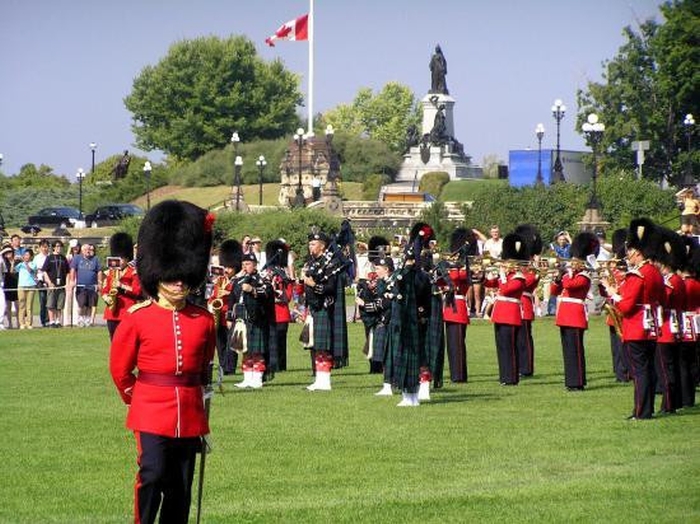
{"left": 450, "top": 227, "right": 478, "bottom": 256}
{"left": 136, "top": 200, "right": 214, "bottom": 299}
{"left": 109, "top": 232, "right": 134, "bottom": 260}
{"left": 611, "top": 228, "right": 627, "bottom": 260}
{"left": 513, "top": 224, "right": 543, "bottom": 257}
{"left": 627, "top": 218, "right": 658, "bottom": 259}
{"left": 570, "top": 232, "right": 600, "bottom": 260}
{"left": 501, "top": 233, "right": 530, "bottom": 261}
{"left": 656, "top": 228, "right": 686, "bottom": 271}
{"left": 265, "top": 239, "right": 289, "bottom": 268}
{"left": 219, "top": 239, "right": 243, "bottom": 272}
{"left": 368, "top": 235, "right": 390, "bottom": 263}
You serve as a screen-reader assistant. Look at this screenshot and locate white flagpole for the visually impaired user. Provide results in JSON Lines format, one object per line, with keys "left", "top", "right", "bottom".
{"left": 307, "top": 0, "right": 314, "bottom": 136}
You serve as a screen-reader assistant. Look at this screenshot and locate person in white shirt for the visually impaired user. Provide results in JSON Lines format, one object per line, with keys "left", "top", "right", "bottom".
{"left": 474, "top": 225, "right": 503, "bottom": 258}
{"left": 34, "top": 240, "right": 50, "bottom": 327}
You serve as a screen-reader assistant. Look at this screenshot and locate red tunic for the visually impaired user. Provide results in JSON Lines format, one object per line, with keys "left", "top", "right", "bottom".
{"left": 657, "top": 272, "right": 685, "bottom": 344}
{"left": 102, "top": 263, "right": 142, "bottom": 321}
{"left": 682, "top": 276, "right": 700, "bottom": 341}
{"left": 443, "top": 267, "right": 470, "bottom": 325}
{"left": 272, "top": 275, "right": 293, "bottom": 324}
{"left": 110, "top": 300, "right": 216, "bottom": 438}
{"left": 520, "top": 268, "right": 539, "bottom": 321}
{"left": 551, "top": 270, "right": 591, "bottom": 329}
{"left": 613, "top": 261, "right": 664, "bottom": 342}
{"left": 484, "top": 270, "right": 525, "bottom": 326}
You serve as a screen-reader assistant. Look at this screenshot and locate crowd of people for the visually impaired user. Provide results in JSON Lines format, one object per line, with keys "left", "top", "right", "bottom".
{"left": 2, "top": 199, "right": 699, "bottom": 522}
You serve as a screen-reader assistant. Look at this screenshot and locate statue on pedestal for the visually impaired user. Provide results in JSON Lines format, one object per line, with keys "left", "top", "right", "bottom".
{"left": 429, "top": 45, "right": 448, "bottom": 95}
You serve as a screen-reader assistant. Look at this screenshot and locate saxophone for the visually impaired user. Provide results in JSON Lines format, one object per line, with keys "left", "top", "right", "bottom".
{"left": 604, "top": 302, "right": 624, "bottom": 337}
{"left": 105, "top": 267, "right": 121, "bottom": 313}
{"left": 208, "top": 275, "right": 228, "bottom": 329}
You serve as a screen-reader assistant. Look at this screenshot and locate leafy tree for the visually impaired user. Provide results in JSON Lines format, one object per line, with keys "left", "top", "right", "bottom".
{"left": 330, "top": 132, "right": 402, "bottom": 182}
{"left": 576, "top": 0, "right": 700, "bottom": 184}
{"left": 322, "top": 82, "right": 421, "bottom": 154}
{"left": 7, "top": 163, "right": 71, "bottom": 189}
{"left": 124, "top": 35, "right": 302, "bottom": 161}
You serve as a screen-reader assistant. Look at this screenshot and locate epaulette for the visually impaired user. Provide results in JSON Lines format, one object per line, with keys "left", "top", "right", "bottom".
{"left": 626, "top": 268, "right": 644, "bottom": 279}
{"left": 128, "top": 299, "right": 153, "bottom": 313}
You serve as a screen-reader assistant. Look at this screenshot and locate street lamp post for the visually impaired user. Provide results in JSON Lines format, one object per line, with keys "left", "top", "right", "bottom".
{"left": 234, "top": 156, "right": 243, "bottom": 211}
{"left": 89, "top": 142, "right": 97, "bottom": 175}
{"left": 76, "top": 168, "right": 86, "bottom": 219}
{"left": 683, "top": 113, "right": 695, "bottom": 187}
{"left": 294, "top": 127, "right": 306, "bottom": 207}
{"left": 551, "top": 99, "right": 566, "bottom": 182}
{"left": 535, "top": 123, "right": 545, "bottom": 185}
{"left": 230, "top": 131, "right": 241, "bottom": 208}
{"left": 143, "top": 161, "right": 152, "bottom": 211}
{"left": 0, "top": 153, "right": 4, "bottom": 168}
{"left": 256, "top": 155, "right": 267, "bottom": 206}
{"left": 582, "top": 113, "right": 605, "bottom": 209}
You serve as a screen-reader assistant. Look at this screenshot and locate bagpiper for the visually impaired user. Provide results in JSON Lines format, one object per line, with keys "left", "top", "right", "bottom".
{"left": 109, "top": 200, "right": 216, "bottom": 522}
{"left": 102, "top": 232, "right": 142, "bottom": 340}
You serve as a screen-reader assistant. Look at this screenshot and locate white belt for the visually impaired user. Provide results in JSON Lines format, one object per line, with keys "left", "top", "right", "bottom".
{"left": 453, "top": 294, "right": 466, "bottom": 299}
{"left": 495, "top": 296, "right": 521, "bottom": 304}
{"left": 560, "top": 297, "right": 585, "bottom": 305}
{"left": 522, "top": 292, "right": 534, "bottom": 299}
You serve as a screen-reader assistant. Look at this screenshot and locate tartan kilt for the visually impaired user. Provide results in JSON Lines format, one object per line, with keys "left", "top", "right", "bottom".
{"left": 390, "top": 269, "right": 420, "bottom": 393}
{"left": 371, "top": 323, "right": 389, "bottom": 363}
{"left": 311, "top": 308, "right": 332, "bottom": 352}
{"left": 426, "top": 294, "right": 446, "bottom": 384}
{"left": 245, "top": 321, "right": 269, "bottom": 356}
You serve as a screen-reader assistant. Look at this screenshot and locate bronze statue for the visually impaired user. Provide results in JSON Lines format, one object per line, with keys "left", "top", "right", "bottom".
{"left": 112, "top": 150, "right": 131, "bottom": 180}
{"left": 429, "top": 104, "right": 449, "bottom": 146}
{"left": 429, "top": 45, "right": 448, "bottom": 95}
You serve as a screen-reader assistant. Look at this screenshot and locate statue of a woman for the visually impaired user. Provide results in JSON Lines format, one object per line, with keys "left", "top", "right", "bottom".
{"left": 429, "top": 45, "right": 448, "bottom": 95}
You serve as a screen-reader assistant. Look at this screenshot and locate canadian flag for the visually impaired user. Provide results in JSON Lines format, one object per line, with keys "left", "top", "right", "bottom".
{"left": 265, "top": 14, "right": 309, "bottom": 46}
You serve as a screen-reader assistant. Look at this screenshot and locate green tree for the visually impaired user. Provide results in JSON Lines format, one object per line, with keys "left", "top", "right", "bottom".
{"left": 124, "top": 35, "right": 302, "bottom": 161}
{"left": 330, "top": 132, "right": 402, "bottom": 183}
{"left": 8, "top": 163, "right": 71, "bottom": 189}
{"left": 576, "top": 0, "right": 699, "bottom": 184}
{"left": 323, "top": 82, "right": 421, "bottom": 154}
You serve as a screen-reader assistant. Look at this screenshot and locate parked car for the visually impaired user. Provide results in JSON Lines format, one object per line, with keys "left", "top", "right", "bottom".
{"left": 27, "top": 206, "right": 81, "bottom": 228}
{"left": 84, "top": 204, "right": 145, "bottom": 227}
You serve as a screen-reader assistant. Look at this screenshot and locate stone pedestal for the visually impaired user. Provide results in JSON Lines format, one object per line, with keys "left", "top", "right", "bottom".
{"left": 229, "top": 187, "right": 248, "bottom": 212}
{"left": 577, "top": 206, "right": 609, "bottom": 234}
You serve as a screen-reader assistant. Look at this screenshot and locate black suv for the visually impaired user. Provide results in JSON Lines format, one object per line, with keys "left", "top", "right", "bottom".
{"left": 27, "top": 206, "right": 81, "bottom": 228}
{"left": 84, "top": 204, "right": 144, "bottom": 227}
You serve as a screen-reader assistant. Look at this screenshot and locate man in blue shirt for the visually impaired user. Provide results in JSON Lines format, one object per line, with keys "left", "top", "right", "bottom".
{"left": 69, "top": 243, "right": 102, "bottom": 327}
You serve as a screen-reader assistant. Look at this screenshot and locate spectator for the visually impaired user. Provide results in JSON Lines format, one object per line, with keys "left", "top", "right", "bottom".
{"left": 0, "top": 244, "right": 12, "bottom": 329}
{"left": 241, "top": 234, "right": 252, "bottom": 254}
{"left": 2, "top": 244, "right": 19, "bottom": 328}
{"left": 551, "top": 230, "right": 572, "bottom": 259}
{"left": 249, "top": 236, "right": 266, "bottom": 267}
{"left": 64, "top": 239, "right": 81, "bottom": 327}
{"left": 34, "top": 239, "right": 50, "bottom": 327}
{"left": 15, "top": 249, "right": 38, "bottom": 329}
{"left": 474, "top": 225, "right": 503, "bottom": 258}
{"left": 42, "top": 240, "right": 70, "bottom": 328}
{"left": 70, "top": 243, "right": 102, "bottom": 327}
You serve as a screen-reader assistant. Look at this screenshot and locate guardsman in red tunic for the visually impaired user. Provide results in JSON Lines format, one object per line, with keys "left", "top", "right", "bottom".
{"left": 442, "top": 228, "right": 473, "bottom": 383}
{"left": 679, "top": 237, "right": 699, "bottom": 407}
{"left": 551, "top": 232, "right": 599, "bottom": 391}
{"left": 208, "top": 240, "right": 242, "bottom": 376}
{"left": 652, "top": 228, "right": 687, "bottom": 414}
{"left": 484, "top": 233, "right": 528, "bottom": 385}
{"left": 110, "top": 200, "right": 216, "bottom": 523}
{"left": 514, "top": 224, "right": 543, "bottom": 377}
{"left": 264, "top": 239, "right": 293, "bottom": 372}
{"left": 102, "top": 232, "right": 142, "bottom": 340}
{"left": 602, "top": 218, "right": 665, "bottom": 419}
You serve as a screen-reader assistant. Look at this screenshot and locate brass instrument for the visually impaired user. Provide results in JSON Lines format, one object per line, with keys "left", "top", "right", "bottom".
{"left": 208, "top": 275, "right": 229, "bottom": 329}
{"left": 104, "top": 267, "right": 121, "bottom": 313}
{"left": 604, "top": 302, "right": 624, "bottom": 337}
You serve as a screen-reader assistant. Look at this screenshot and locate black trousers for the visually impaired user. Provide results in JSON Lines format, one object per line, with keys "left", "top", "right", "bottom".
{"left": 445, "top": 322, "right": 467, "bottom": 382}
{"left": 609, "top": 326, "right": 629, "bottom": 381}
{"left": 655, "top": 342, "right": 680, "bottom": 412}
{"left": 494, "top": 323, "right": 519, "bottom": 385}
{"left": 560, "top": 326, "right": 587, "bottom": 389}
{"left": 38, "top": 288, "right": 48, "bottom": 326}
{"left": 517, "top": 320, "right": 534, "bottom": 376}
{"left": 276, "top": 323, "right": 289, "bottom": 371}
{"left": 678, "top": 342, "right": 696, "bottom": 407}
{"left": 216, "top": 324, "right": 236, "bottom": 374}
{"left": 107, "top": 320, "right": 120, "bottom": 341}
{"left": 626, "top": 340, "right": 656, "bottom": 419}
{"left": 135, "top": 431, "right": 200, "bottom": 524}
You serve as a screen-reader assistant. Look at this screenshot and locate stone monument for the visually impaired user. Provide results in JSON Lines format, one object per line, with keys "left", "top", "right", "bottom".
{"left": 396, "top": 45, "right": 473, "bottom": 184}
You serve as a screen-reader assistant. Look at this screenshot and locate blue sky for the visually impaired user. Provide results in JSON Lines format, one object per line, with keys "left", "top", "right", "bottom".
{"left": 0, "top": 0, "right": 663, "bottom": 180}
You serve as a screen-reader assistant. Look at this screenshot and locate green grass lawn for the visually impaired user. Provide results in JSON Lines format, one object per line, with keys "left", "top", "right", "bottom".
{"left": 1, "top": 316, "right": 698, "bottom": 523}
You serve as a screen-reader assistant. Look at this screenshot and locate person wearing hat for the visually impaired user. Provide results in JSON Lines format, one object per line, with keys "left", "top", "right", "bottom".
{"left": 227, "top": 251, "right": 274, "bottom": 389}
{"left": 365, "top": 252, "right": 395, "bottom": 396}
{"left": 650, "top": 227, "right": 687, "bottom": 414}
{"left": 303, "top": 230, "right": 349, "bottom": 391}
{"left": 102, "top": 233, "right": 142, "bottom": 340}
{"left": 109, "top": 200, "right": 216, "bottom": 522}
{"left": 513, "top": 224, "right": 542, "bottom": 378}
{"left": 483, "top": 233, "right": 528, "bottom": 386}
{"left": 263, "top": 239, "right": 292, "bottom": 372}
{"left": 209, "top": 239, "right": 242, "bottom": 376}
{"left": 249, "top": 236, "right": 266, "bottom": 267}
{"left": 602, "top": 218, "right": 665, "bottom": 419}
{"left": 679, "top": 239, "right": 700, "bottom": 407}
{"left": 41, "top": 240, "right": 70, "bottom": 328}
{"left": 551, "top": 232, "right": 599, "bottom": 391}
